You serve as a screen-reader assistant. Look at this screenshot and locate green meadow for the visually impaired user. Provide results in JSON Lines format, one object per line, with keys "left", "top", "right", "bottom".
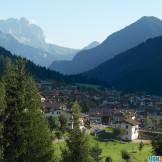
{"left": 53, "top": 128, "right": 152, "bottom": 162}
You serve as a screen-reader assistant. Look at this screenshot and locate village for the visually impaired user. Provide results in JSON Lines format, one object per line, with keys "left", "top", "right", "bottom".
{"left": 39, "top": 81, "right": 162, "bottom": 141}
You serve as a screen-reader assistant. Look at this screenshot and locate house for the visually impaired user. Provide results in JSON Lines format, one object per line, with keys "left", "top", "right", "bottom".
{"left": 113, "top": 110, "right": 136, "bottom": 124}
{"left": 43, "top": 101, "right": 67, "bottom": 113}
{"left": 89, "top": 107, "right": 114, "bottom": 125}
{"left": 41, "top": 96, "right": 46, "bottom": 103}
{"left": 46, "top": 109, "right": 73, "bottom": 129}
{"left": 89, "top": 115, "right": 102, "bottom": 125}
{"left": 43, "top": 101, "right": 87, "bottom": 130}
{"left": 43, "top": 101, "right": 73, "bottom": 128}
{"left": 38, "top": 81, "right": 53, "bottom": 91}
{"left": 89, "top": 107, "right": 137, "bottom": 126}
{"left": 118, "top": 118, "right": 139, "bottom": 140}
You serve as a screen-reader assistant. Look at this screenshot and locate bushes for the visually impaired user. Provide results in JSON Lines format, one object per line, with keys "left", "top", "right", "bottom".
{"left": 105, "top": 156, "right": 113, "bottom": 162}
{"left": 121, "top": 150, "right": 131, "bottom": 162}
{"left": 47, "top": 116, "right": 60, "bottom": 131}
{"left": 90, "top": 144, "right": 102, "bottom": 162}
{"left": 152, "top": 135, "right": 162, "bottom": 155}
{"left": 113, "top": 128, "right": 126, "bottom": 139}
{"left": 55, "top": 131, "right": 63, "bottom": 139}
{"left": 139, "top": 141, "right": 144, "bottom": 151}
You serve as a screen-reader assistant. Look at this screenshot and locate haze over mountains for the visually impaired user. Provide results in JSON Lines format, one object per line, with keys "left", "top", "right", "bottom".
{"left": 49, "top": 41, "right": 100, "bottom": 71}
{"left": 1, "top": 16, "right": 162, "bottom": 93}
{"left": 50, "top": 16, "right": 162, "bottom": 74}
{"left": 0, "top": 18, "right": 80, "bottom": 67}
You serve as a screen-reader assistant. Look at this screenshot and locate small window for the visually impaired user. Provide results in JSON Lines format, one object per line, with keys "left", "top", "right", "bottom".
{"left": 126, "top": 125, "right": 128, "bottom": 129}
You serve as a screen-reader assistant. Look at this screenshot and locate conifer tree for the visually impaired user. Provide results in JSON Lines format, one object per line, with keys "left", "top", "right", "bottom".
{"left": 2, "top": 60, "right": 53, "bottom": 162}
{"left": 0, "top": 81, "right": 5, "bottom": 162}
{"left": 90, "top": 144, "right": 102, "bottom": 162}
{"left": 59, "top": 114, "right": 68, "bottom": 133}
{"left": 62, "top": 101, "right": 92, "bottom": 162}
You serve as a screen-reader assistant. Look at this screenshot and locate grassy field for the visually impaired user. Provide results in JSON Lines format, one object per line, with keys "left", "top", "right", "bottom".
{"left": 53, "top": 128, "right": 152, "bottom": 162}
{"left": 89, "top": 136, "right": 152, "bottom": 162}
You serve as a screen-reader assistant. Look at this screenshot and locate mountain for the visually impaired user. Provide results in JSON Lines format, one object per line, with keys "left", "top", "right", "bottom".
{"left": 84, "top": 36, "right": 162, "bottom": 94}
{"left": 49, "top": 41, "right": 100, "bottom": 72}
{"left": 83, "top": 41, "right": 100, "bottom": 50}
{"left": 49, "top": 16, "right": 162, "bottom": 74}
{"left": 0, "top": 31, "right": 56, "bottom": 67}
{"left": 0, "top": 17, "right": 45, "bottom": 49}
{"left": 46, "top": 43, "right": 79, "bottom": 61}
{"left": 0, "top": 46, "right": 64, "bottom": 81}
{"left": 0, "top": 18, "right": 79, "bottom": 67}
{"left": 47, "top": 41, "right": 99, "bottom": 61}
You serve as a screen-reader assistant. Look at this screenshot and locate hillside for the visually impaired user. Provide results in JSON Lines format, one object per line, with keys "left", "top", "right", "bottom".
{"left": 84, "top": 36, "right": 162, "bottom": 93}
{"left": 0, "top": 46, "right": 95, "bottom": 85}
{"left": 0, "top": 46, "right": 65, "bottom": 81}
{"left": 50, "top": 16, "right": 162, "bottom": 74}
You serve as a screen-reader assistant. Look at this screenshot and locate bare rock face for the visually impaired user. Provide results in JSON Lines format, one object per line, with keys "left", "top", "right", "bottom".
{"left": 0, "top": 17, "right": 80, "bottom": 67}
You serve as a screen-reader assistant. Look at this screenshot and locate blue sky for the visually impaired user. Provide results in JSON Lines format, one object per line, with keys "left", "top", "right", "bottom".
{"left": 0, "top": 0, "right": 162, "bottom": 48}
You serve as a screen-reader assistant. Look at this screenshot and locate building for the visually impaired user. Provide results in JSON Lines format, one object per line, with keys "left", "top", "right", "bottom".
{"left": 89, "top": 115, "right": 102, "bottom": 125}
{"left": 41, "top": 96, "right": 46, "bottom": 103}
{"left": 43, "top": 101, "right": 87, "bottom": 130}
{"left": 118, "top": 118, "right": 139, "bottom": 140}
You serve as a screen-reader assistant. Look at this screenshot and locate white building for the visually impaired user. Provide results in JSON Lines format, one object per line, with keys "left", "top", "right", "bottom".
{"left": 118, "top": 118, "right": 139, "bottom": 141}
{"left": 41, "top": 97, "right": 46, "bottom": 103}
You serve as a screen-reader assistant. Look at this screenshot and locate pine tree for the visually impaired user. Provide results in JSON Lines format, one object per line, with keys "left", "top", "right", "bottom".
{"left": 0, "top": 81, "right": 5, "bottom": 162}
{"left": 62, "top": 101, "right": 92, "bottom": 162}
{"left": 2, "top": 60, "right": 53, "bottom": 162}
{"left": 90, "top": 144, "right": 102, "bottom": 162}
{"left": 59, "top": 114, "right": 68, "bottom": 133}
{"left": 72, "top": 101, "right": 81, "bottom": 128}
{"left": 22, "top": 77, "right": 53, "bottom": 162}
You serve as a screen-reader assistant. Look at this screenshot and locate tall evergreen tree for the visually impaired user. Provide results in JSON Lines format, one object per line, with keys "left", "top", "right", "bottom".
{"left": 0, "top": 81, "right": 5, "bottom": 162}
{"left": 62, "top": 101, "right": 92, "bottom": 162}
{"left": 90, "top": 144, "right": 102, "bottom": 162}
{"left": 2, "top": 60, "right": 53, "bottom": 162}
{"left": 59, "top": 114, "right": 68, "bottom": 133}
{"left": 72, "top": 101, "right": 81, "bottom": 129}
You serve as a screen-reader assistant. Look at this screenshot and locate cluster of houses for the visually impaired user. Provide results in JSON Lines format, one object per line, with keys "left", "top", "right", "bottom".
{"left": 41, "top": 99, "right": 140, "bottom": 140}
{"left": 39, "top": 82, "right": 162, "bottom": 141}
